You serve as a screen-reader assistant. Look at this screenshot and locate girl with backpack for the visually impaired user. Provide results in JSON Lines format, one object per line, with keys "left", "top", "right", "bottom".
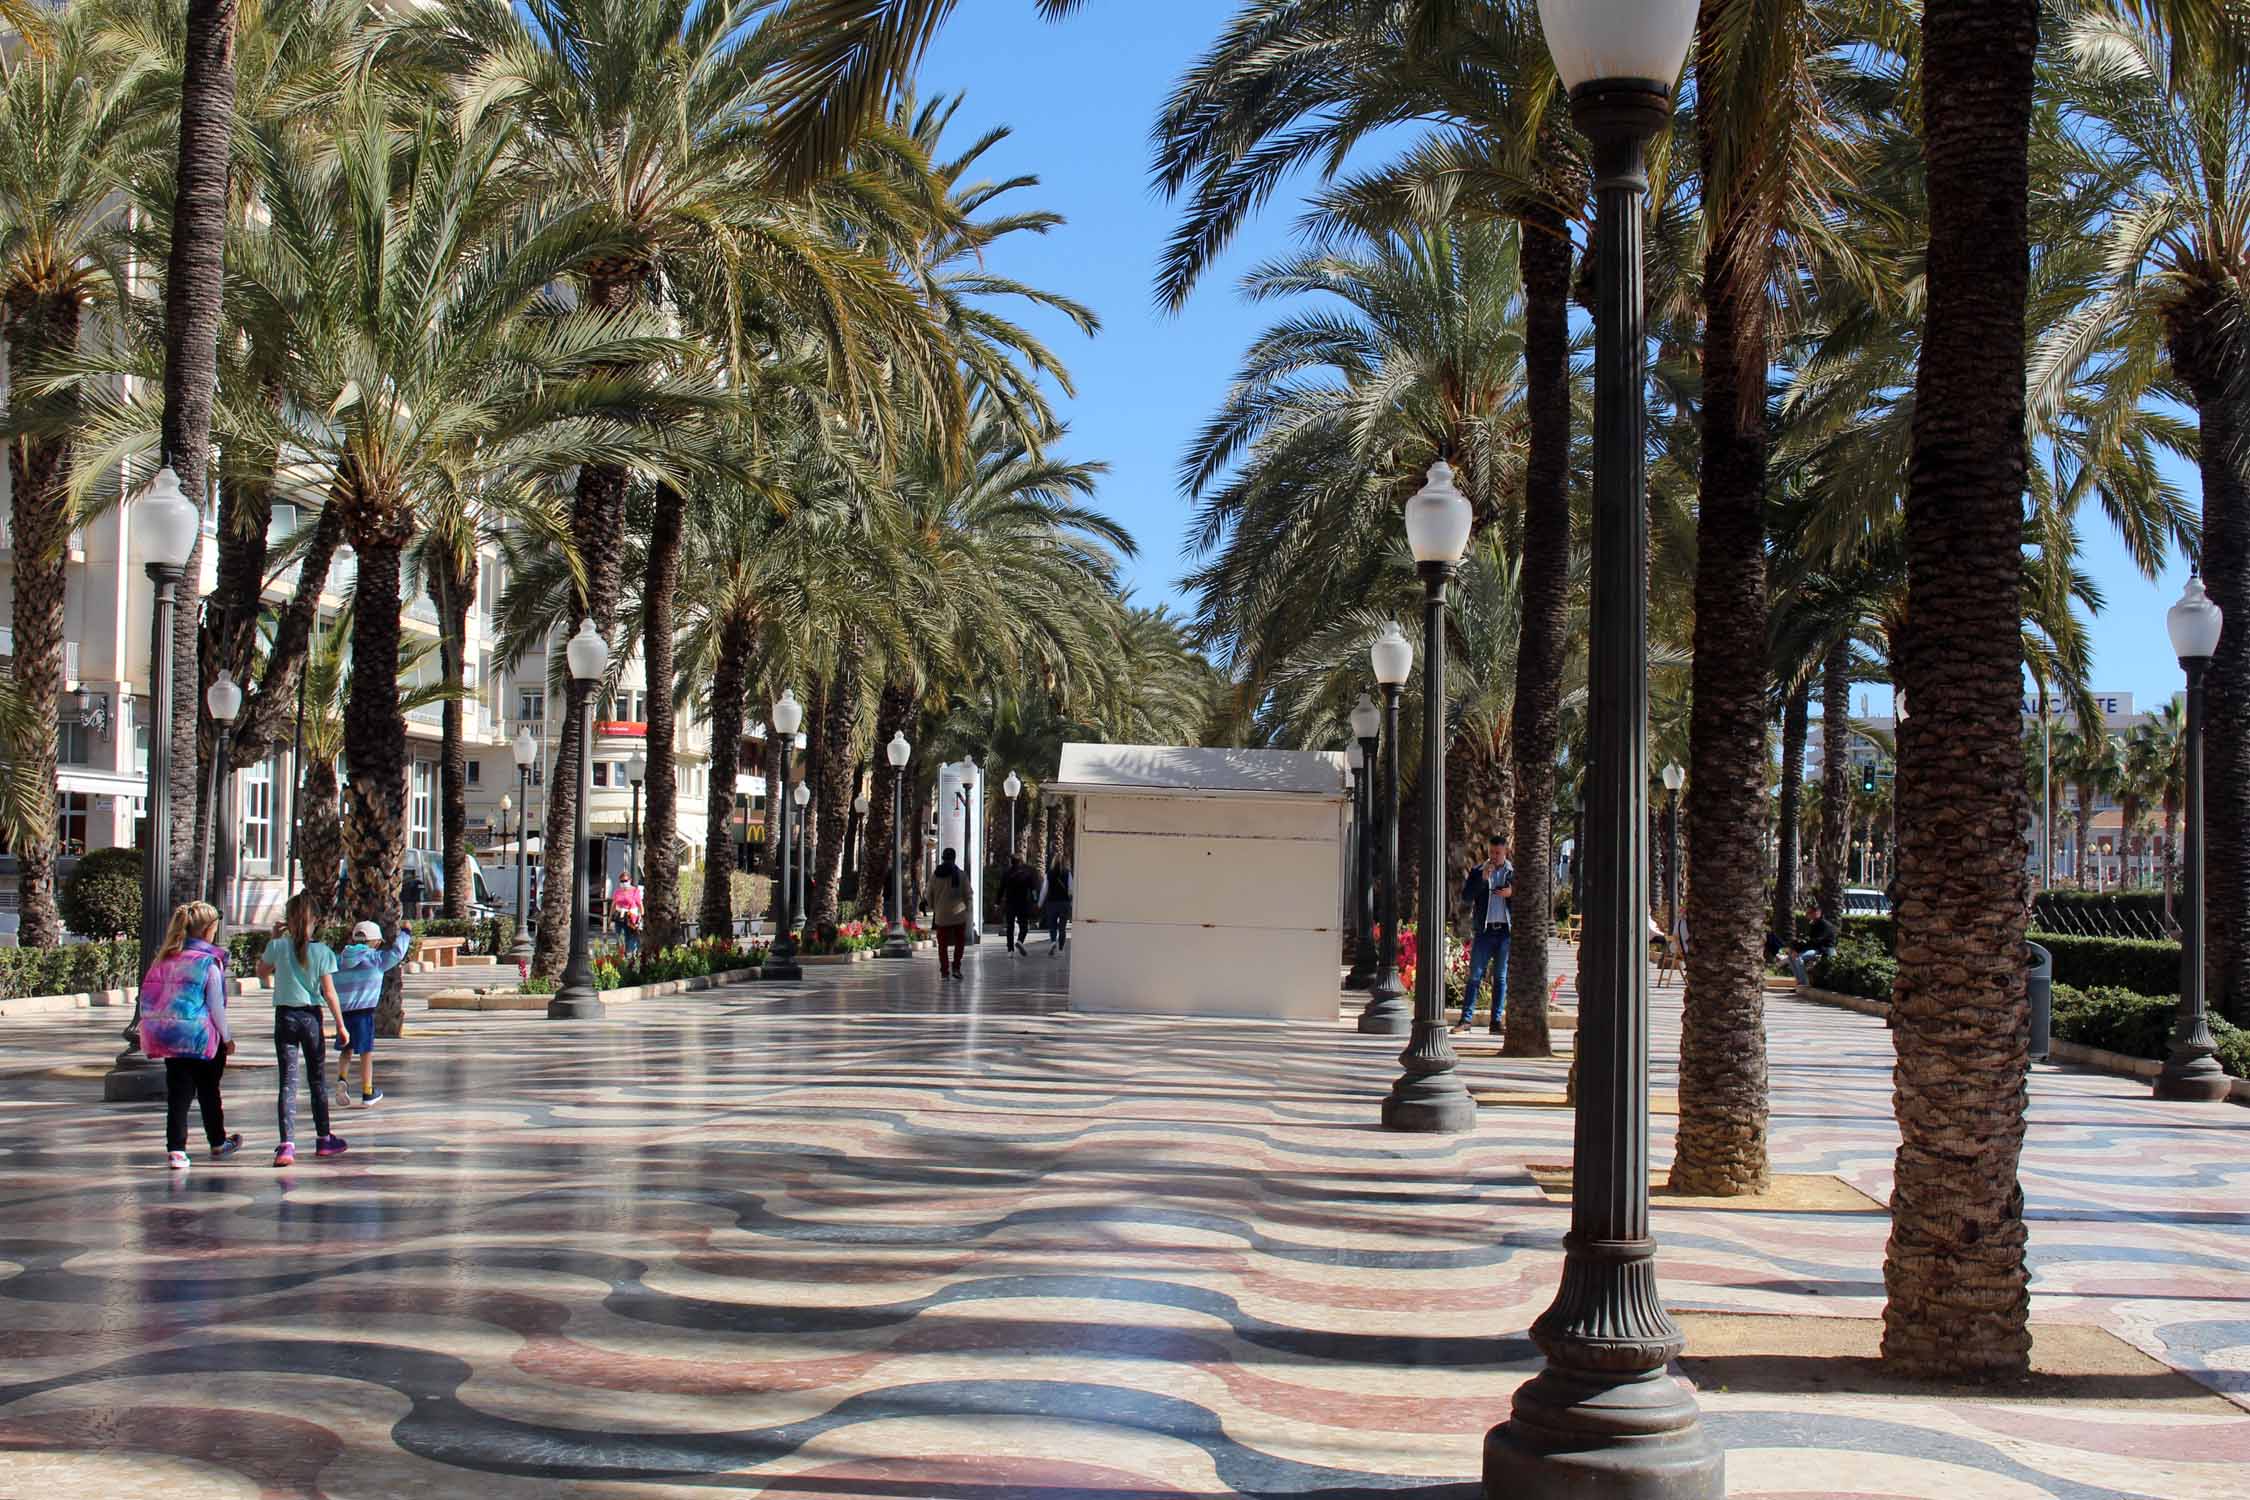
{"left": 139, "top": 901, "right": 243, "bottom": 1170}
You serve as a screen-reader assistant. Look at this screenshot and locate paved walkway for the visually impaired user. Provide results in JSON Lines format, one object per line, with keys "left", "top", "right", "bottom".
{"left": 0, "top": 943, "right": 2245, "bottom": 1497}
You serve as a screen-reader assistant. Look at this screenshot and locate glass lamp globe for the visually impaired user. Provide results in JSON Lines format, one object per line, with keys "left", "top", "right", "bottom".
{"left": 565, "top": 619, "right": 610, "bottom": 682}
{"left": 133, "top": 467, "right": 200, "bottom": 570}
{"left": 1536, "top": 0, "right": 1698, "bottom": 93}
{"left": 1004, "top": 771, "right": 1022, "bottom": 800}
{"left": 792, "top": 781, "right": 811, "bottom": 807}
{"left": 1346, "top": 740, "right": 1365, "bottom": 771}
{"left": 1402, "top": 459, "right": 1473, "bottom": 566}
{"left": 1369, "top": 622, "right": 1413, "bottom": 687}
{"left": 771, "top": 689, "right": 804, "bottom": 736}
{"left": 1349, "top": 692, "right": 1380, "bottom": 741}
{"left": 1661, "top": 761, "right": 1685, "bottom": 793}
{"left": 205, "top": 669, "right": 243, "bottom": 724}
{"left": 627, "top": 754, "right": 647, "bottom": 785}
{"left": 499, "top": 793, "right": 513, "bottom": 816}
{"left": 2169, "top": 574, "right": 2224, "bottom": 661}
{"left": 513, "top": 728, "right": 538, "bottom": 768}
{"left": 886, "top": 731, "right": 911, "bottom": 768}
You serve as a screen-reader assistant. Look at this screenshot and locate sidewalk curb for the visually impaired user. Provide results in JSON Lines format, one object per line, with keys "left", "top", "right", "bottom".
{"left": 0, "top": 985, "right": 137, "bottom": 1018}
{"left": 1795, "top": 986, "right": 2250, "bottom": 1103}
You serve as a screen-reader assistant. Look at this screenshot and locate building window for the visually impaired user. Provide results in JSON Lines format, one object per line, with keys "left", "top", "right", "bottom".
{"left": 55, "top": 792, "right": 91, "bottom": 855}
{"left": 411, "top": 761, "right": 435, "bottom": 850}
{"left": 241, "top": 757, "right": 273, "bottom": 867}
{"left": 467, "top": 761, "right": 481, "bottom": 787}
{"left": 592, "top": 761, "right": 610, "bottom": 788}
{"left": 517, "top": 687, "right": 544, "bottom": 724}
{"left": 57, "top": 720, "right": 91, "bottom": 767}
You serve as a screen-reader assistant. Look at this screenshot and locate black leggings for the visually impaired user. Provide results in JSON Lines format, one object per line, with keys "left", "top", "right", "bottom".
{"left": 274, "top": 1008, "right": 332, "bottom": 1144}
{"left": 165, "top": 1055, "right": 229, "bottom": 1152}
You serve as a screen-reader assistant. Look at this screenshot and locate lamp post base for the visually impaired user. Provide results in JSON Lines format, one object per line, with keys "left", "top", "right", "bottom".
{"left": 547, "top": 989, "right": 606, "bottom": 1020}
{"left": 880, "top": 924, "right": 913, "bottom": 959}
{"left": 1381, "top": 1060, "right": 1478, "bottom": 1134}
{"left": 1356, "top": 985, "right": 1411, "bottom": 1034}
{"left": 2155, "top": 1051, "right": 2233, "bottom": 1102}
{"left": 1342, "top": 957, "right": 1374, "bottom": 991}
{"left": 103, "top": 1053, "right": 167, "bottom": 1102}
{"left": 509, "top": 932, "right": 534, "bottom": 967}
{"left": 1483, "top": 1364, "right": 1723, "bottom": 1500}
{"left": 764, "top": 954, "right": 803, "bottom": 981}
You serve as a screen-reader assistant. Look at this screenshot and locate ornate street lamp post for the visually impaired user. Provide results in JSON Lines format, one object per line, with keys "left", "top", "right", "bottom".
{"left": 1661, "top": 761, "right": 1685, "bottom": 940}
{"left": 1346, "top": 693, "right": 1381, "bottom": 991}
{"left": 1357, "top": 624, "right": 1413, "bottom": 1035}
{"left": 108, "top": 468, "right": 201, "bottom": 1102}
{"left": 1381, "top": 460, "right": 1477, "bottom": 1134}
{"left": 792, "top": 780, "right": 811, "bottom": 929}
{"left": 550, "top": 620, "right": 611, "bottom": 1020}
{"left": 2157, "top": 575, "right": 2229, "bottom": 1102}
{"left": 1004, "top": 771, "right": 1022, "bottom": 864}
{"left": 1487, "top": 3, "right": 1720, "bottom": 1494}
{"left": 202, "top": 670, "right": 242, "bottom": 915}
{"left": 883, "top": 731, "right": 913, "bottom": 958}
{"left": 510, "top": 729, "right": 537, "bottom": 965}
{"left": 627, "top": 752, "right": 647, "bottom": 883}
{"left": 767, "top": 690, "right": 806, "bottom": 980}
{"left": 1341, "top": 740, "right": 1367, "bottom": 989}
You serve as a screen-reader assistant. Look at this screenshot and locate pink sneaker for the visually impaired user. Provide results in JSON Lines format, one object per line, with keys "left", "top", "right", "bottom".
{"left": 273, "top": 1142, "right": 296, "bottom": 1167}
{"left": 315, "top": 1135, "right": 348, "bottom": 1158}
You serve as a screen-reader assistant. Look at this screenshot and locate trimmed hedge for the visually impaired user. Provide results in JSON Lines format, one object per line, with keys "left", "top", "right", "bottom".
{"left": 2032, "top": 933, "right": 2180, "bottom": 998}
{"left": 60, "top": 848, "right": 143, "bottom": 939}
{"left": 1839, "top": 915, "right": 1895, "bottom": 953}
{"left": 2051, "top": 983, "right": 2247, "bottom": 1080}
{"left": 0, "top": 938, "right": 141, "bottom": 999}
{"left": 1812, "top": 939, "right": 1896, "bottom": 1002}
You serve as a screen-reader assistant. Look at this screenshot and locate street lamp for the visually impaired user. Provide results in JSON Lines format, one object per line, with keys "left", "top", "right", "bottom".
{"left": 510, "top": 729, "right": 537, "bottom": 964}
{"left": 1358, "top": 625, "right": 1413, "bottom": 1035}
{"left": 626, "top": 751, "right": 647, "bottom": 888}
{"left": 767, "top": 690, "right": 805, "bottom": 979}
{"left": 1488, "top": 3, "right": 1719, "bottom": 1494}
{"left": 1346, "top": 694, "right": 1382, "bottom": 992}
{"left": 883, "top": 730, "right": 913, "bottom": 958}
{"left": 1381, "top": 460, "right": 1477, "bottom": 1135}
{"left": 849, "top": 791, "right": 870, "bottom": 889}
{"left": 2157, "top": 574, "right": 2228, "bottom": 1102}
{"left": 1661, "top": 761, "right": 1685, "bottom": 940}
{"left": 550, "top": 620, "right": 610, "bottom": 1019}
{"left": 108, "top": 468, "right": 200, "bottom": 1102}
{"left": 1003, "top": 770, "right": 1022, "bottom": 866}
{"left": 202, "top": 670, "right": 242, "bottom": 917}
{"left": 792, "top": 779, "right": 811, "bottom": 932}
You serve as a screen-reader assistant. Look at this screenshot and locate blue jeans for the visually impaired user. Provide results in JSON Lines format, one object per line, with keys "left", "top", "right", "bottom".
{"left": 1463, "top": 925, "right": 1511, "bottom": 1028}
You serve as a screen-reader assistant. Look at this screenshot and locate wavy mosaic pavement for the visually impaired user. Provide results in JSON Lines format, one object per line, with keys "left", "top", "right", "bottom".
{"left": 1, "top": 946, "right": 2247, "bottom": 1498}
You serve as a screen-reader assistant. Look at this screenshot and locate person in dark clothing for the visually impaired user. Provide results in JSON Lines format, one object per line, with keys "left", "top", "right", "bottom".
{"left": 1788, "top": 902, "right": 1839, "bottom": 986}
{"left": 929, "top": 847, "right": 971, "bottom": 978}
{"left": 1039, "top": 862, "right": 1073, "bottom": 952}
{"left": 1000, "top": 857, "right": 1041, "bottom": 953}
{"left": 1456, "top": 835, "right": 1514, "bottom": 1033}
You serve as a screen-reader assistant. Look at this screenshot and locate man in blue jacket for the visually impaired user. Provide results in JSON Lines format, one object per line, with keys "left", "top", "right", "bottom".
{"left": 1456, "top": 835, "right": 1514, "bottom": 1034}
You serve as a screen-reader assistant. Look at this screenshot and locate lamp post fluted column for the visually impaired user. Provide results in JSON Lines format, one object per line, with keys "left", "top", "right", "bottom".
{"left": 510, "top": 753, "right": 534, "bottom": 966}
{"left": 1358, "top": 669, "right": 1410, "bottom": 1035}
{"left": 882, "top": 732, "right": 913, "bottom": 958}
{"left": 1485, "top": 17, "right": 1720, "bottom": 1491}
{"left": 1346, "top": 701, "right": 1380, "bottom": 991}
{"left": 2158, "top": 577, "right": 2228, "bottom": 1101}
{"left": 767, "top": 691, "right": 806, "bottom": 980}
{"left": 551, "top": 621, "right": 609, "bottom": 1020}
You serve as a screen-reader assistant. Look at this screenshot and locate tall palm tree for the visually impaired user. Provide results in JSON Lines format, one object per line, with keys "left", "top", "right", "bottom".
{"left": 0, "top": 14, "right": 146, "bottom": 946}
{"left": 2055, "top": 723, "right": 2121, "bottom": 888}
{"left": 1816, "top": 641, "right": 1854, "bottom": 923}
{"left": 1881, "top": 0, "right": 2039, "bottom": 1380}
{"left": 2044, "top": 1, "right": 2250, "bottom": 1014}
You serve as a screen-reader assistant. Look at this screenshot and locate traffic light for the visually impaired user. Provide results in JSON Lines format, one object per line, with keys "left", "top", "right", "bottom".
{"left": 1861, "top": 763, "right": 1878, "bottom": 795}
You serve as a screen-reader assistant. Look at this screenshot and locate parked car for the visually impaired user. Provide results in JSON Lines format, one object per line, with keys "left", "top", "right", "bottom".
{"left": 1842, "top": 887, "right": 1890, "bottom": 917}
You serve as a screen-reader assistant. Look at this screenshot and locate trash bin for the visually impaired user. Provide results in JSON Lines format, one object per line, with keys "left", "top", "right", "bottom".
{"left": 2026, "top": 941, "right": 2052, "bottom": 1061}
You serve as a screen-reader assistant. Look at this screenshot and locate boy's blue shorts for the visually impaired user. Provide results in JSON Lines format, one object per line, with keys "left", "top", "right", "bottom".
{"left": 340, "top": 1010, "right": 377, "bottom": 1056}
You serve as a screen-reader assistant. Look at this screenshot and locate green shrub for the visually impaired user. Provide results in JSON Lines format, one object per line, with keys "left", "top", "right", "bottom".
{"left": 2028, "top": 932, "right": 2180, "bottom": 998}
{"left": 2049, "top": 983, "right": 2247, "bottom": 1080}
{"left": 2214, "top": 1021, "right": 2250, "bottom": 1080}
{"left": 59, "top": 848, "right": 143, "bottom": 939}
{"left": 0, "top": 938, "right": 140, "bottom": 998}
{"left": 1810, "top": 939, "right": 1896, "bottom": 1002}
{"left": 517, "top": 974, "right": 558, "bottom": 995}
{"left": 1838, "top": 914, "right": 1895, "bottom": 954}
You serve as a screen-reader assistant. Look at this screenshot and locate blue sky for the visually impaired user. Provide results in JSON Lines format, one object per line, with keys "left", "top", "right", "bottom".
{"left": 918, "top": 4, "right": 2202, "bottom": 714}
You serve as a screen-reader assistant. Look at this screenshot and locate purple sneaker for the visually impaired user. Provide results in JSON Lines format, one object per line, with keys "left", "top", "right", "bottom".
{"left": 315, "top": 1134, "right": 349, "bottom": 1158}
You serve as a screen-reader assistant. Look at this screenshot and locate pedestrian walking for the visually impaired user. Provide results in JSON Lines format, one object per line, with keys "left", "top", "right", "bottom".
{"left": 1455, "top": 835, "right": 1513, "bottom": 1034}
{"left": 139, "top": 900, "right": 243, "bottom": 1170}
{"left": 1038, "top": 861, "right": 1073, "bottom": 953}
{"left": 612, "top": 876, "right": 644, "bottom": 955}
{"left": 257, "top": 891, "right": 350, "bottom": 1166}
{"left": 333, "top": 919, "right": 410, "bottom": 1109}
{"left": 929, "top": 847, "right": 971, "bottom": 978}
{"left": 1000, "top": 856, "right": 1040, "bottom": 953}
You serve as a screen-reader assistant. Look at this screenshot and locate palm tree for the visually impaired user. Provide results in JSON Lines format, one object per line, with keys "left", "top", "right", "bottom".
{"left": 1815, "top": 642, "right": 1854, "bottom": 923}
{"left": 2044, "top": 1, "right": 2250, "bottom": 1014}
{"left": 2055, "top": 723, "right": 2121, "bottom": 889}
{"left": 0, "top": 14, "right": 146, "bottom": 946}
{"left": 1880, "top": 0, "right": 2039, "bottom": 1381}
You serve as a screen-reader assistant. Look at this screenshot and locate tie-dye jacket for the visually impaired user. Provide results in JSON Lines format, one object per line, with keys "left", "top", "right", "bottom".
{"left": 138, "top": 937, "right": 232, "bottom": 1061}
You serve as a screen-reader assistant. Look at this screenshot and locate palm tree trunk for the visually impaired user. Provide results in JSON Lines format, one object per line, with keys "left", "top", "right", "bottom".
{"left": 431, "top": 553, "right": 473, "bottom": 921}
{"left": 2172, "top": 319, "right": 2249, "bottom": 1021}
{"left": 2, "top": 288, "right": 78, "bottom": 947}
{"left": 858, "top": 679, "right": 914, "bottom": 916}
{"left": 298, "top": 758, "right": 342, "bottom": 924}
{"left": 192, "top": 423, "right": 272, "bottom": 900}
{"left": 641, "top": 484, "right": 685, "bottom": 951}
{"left": 1772, "top": 675, "right": 1811, "bottom": 943}
{"left": 227, "top": 494, "right": 342, "bottom": 765}
{"left": 698, "top": 612, "right": 751, "bottom": 941}
{"left": 1673, "top": 18, "right": 1775, "bottom": 1194}
{"left": 810, "top": 637, "right": 863, "bottom": 926}
{"left": 162, "top": 0, "right": 236, "bottom": 915}
{"left": 1503, "top": 198, "right": 1573, "bottom": 1059}
{"left": 1818, "top": 640, "right": 1852, "bottom": 923}
{"left": 2076, "top": 786, "right": 2095, "bottom": 891}
{"left": 1881, "top": 0, "right": 2037, "bottom": 1379}
{"left": 339, "top": 525, "right": 411, "bottom": 1038}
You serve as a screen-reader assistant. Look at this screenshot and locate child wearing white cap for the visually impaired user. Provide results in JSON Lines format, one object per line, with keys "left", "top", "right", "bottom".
{"left": 332, "top": 919, "right": 410, "bottom": 1107}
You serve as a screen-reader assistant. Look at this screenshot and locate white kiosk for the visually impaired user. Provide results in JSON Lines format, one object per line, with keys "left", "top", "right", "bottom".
{"left": 1048, "top": 743, "right": 1349, "bottom": 1022}
{"left": 935, "top": 756, "right": 985, "bottom": 942}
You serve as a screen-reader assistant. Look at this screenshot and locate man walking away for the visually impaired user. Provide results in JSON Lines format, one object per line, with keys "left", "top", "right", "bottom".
{"left": 333, "top": 919, "right": 410, "bottom": 1108}
{"left": 1039, "top": 861, "right": 1073, "bottom": 953}
{"left": 930, "top": 847, "right": 971, "bottom": 979}
{"left": 1001, "top": 856, "right": 1040, "bottom": 953}
{"left": 1456, "top": 835, "right": 1514, "bottom": 1035}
